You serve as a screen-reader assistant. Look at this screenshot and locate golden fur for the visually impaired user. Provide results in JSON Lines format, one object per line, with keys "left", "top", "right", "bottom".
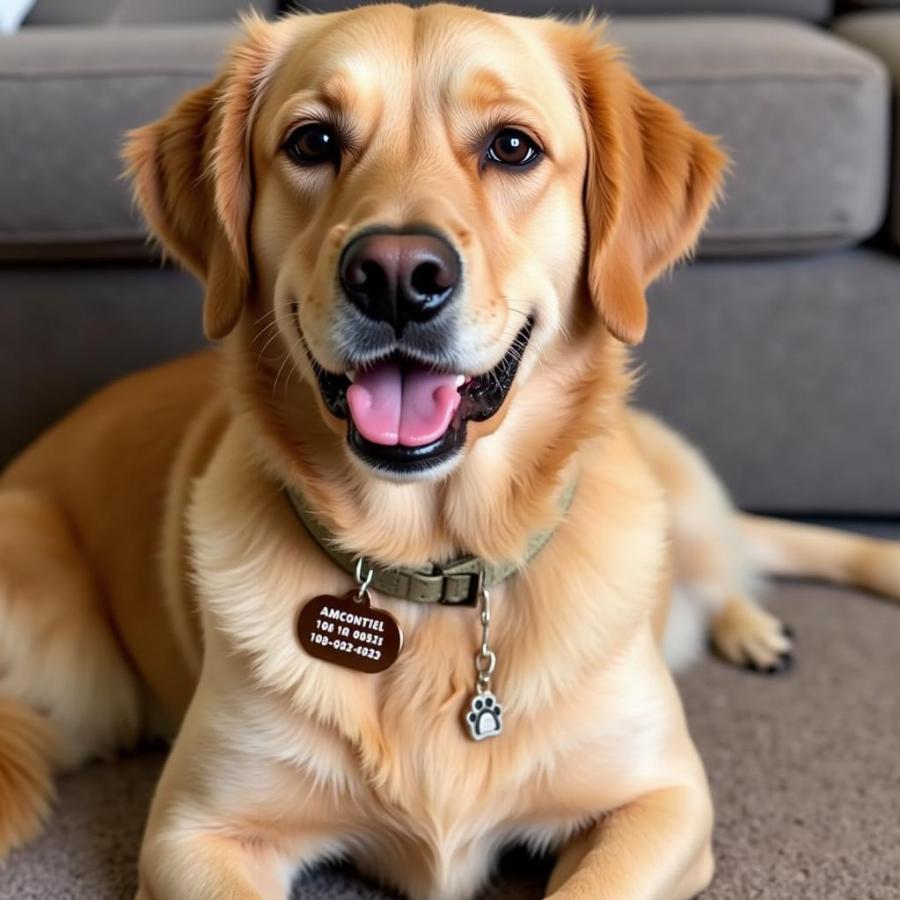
{"left": 1, "top": 6, "right": 899, "bottom": 898}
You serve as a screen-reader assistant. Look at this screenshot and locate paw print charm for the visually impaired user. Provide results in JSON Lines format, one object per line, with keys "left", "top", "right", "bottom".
{"left": 464, "top": 691, "right": 503, "bottom": 741}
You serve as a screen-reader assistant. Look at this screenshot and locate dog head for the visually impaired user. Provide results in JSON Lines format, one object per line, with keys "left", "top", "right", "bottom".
{"left": 125, "top": 5, "right": 725, "bottom": 485}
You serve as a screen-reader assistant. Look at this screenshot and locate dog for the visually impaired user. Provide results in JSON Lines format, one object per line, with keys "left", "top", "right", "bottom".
{"left": 2, "top": 5, "right": 899, "bottom": 899}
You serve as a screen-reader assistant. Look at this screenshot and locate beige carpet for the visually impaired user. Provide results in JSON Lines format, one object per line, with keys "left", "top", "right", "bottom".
{"left": 1, "top": 582, "right": 898, "bottom": 899}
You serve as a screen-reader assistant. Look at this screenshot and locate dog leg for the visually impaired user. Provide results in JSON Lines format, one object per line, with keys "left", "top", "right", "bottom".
{"left": 137, "top": 683, "right": 334, "bottom": 900}
{"left": 0, "top": 489, "right": 141, "bottom": 856}
{"left": 740, "top": 513, "right": 900, "bottom": 601}
{"left": 630, "top": 412, "right": 793, "bottom": 673}
{"left": 545, "top": 784, "right": 714, "bottom": 900}
{"left": 138, "top": 830, "right": 294, "bottom": 900}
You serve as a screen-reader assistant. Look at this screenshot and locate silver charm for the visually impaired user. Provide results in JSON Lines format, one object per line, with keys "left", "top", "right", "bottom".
{"left": 464, "top": 587, "right": 503, "bottom": 741}
{"left": 465, "top": 690, "right": 503, "bottom": 741}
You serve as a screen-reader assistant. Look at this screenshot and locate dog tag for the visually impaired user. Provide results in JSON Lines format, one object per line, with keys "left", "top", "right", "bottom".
{"left": 297, "top": 590, "right": 402, "bottom": 674}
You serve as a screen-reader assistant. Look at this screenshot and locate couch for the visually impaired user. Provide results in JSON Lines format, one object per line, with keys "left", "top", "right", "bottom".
{"left": 1, "top": 1, "right": 899, "bottom": 898}
{"left": 3, "top": 0, "right": 900, "bottom": 513}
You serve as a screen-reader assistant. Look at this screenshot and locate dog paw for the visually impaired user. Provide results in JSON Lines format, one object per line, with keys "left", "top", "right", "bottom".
{"left": 711, "top": 597, "right": 794, "bottom": 675}
{"left": 465, "top": 692, "right": 502, "bottom": 740}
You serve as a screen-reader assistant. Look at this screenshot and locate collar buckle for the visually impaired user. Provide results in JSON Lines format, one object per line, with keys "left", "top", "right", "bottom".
{"left": 437, "top": 568, "right": 483, "bottom": 607}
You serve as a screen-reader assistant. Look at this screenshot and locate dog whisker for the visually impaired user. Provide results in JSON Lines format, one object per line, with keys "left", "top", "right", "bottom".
{"left": 253, "top": 311, "right": 305, "bottom": 373}
{"left": 255, "top": 317, "right": 297, "bottom": 360}
{"left": 251, "top": 309, "right": 296, "bottom": 339}
{"left": 283, "top": 358, "right": 301, "bottom": 395}
{"left": 250, "top": 306, "right": 278, "bottom": 326}
{"left": 272, "top": 332, "right": 306, "bottom": 397}
{"left": 505, "top": 301, "right": 531, "bottom": 319}
{"left": 249, "top": 310, "right": 283, "bottom": 339}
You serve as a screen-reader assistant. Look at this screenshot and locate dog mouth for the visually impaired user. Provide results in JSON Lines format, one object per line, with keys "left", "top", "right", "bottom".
{"left": 307, "top": 318, "right": 534, "bottom": 474}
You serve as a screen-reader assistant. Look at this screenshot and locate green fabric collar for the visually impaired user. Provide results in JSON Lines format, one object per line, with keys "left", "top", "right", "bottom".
{"left": 284, "top": 480, "right": 577, "bottom": 607}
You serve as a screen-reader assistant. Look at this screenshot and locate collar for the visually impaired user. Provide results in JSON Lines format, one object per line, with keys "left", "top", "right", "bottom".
{"left": 284, "top": 479, "right": 577, "bottom": 607}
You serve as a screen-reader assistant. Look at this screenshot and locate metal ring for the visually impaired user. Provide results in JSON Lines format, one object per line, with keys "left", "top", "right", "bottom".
{"left": 474, "top": 649, "right": 496, "bottom": 678}
{"left": 354, "top": 557, "right": 374, "bottom": 594}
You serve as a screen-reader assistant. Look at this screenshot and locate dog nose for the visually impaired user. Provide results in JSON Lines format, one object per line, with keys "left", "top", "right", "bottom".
{"left": 339, "top": 231, "right": 460, "bottom": 333}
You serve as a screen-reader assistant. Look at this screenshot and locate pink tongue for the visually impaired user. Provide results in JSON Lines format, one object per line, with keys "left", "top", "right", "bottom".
{"left": 346, "top": 360, "right": 461, "bottom": 447}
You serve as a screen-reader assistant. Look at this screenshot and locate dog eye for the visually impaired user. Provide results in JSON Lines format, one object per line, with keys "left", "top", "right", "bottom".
{"left": 283, "top": 123, "right": 341, "bottom": 167}
{"left": 486, "top": 129, "right": 541, "bottom": 168}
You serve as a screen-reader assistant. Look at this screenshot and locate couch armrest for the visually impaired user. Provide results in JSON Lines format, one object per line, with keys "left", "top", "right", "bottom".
{"left": 833, "top": 11, "right": 900, "bottom": 248}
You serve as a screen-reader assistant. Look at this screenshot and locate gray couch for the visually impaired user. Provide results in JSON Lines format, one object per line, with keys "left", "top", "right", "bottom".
{"left": 2, "top": 0, "right": 900, "bottom": 514}
{"left": 2, "top": 2, "right": 900, "bottom": 899}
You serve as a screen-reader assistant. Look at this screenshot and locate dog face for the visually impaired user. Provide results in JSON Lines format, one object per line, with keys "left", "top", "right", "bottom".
{"left": 250, "top": 6, "right": 595, "bottom": 481}
{"left": 126, "top": 4, "right": 725, "bottom": 483}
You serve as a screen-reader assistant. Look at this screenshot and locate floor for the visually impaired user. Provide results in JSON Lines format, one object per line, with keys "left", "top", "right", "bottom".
{"left": 1, "top": 582, "right": 899, "bottom": 899}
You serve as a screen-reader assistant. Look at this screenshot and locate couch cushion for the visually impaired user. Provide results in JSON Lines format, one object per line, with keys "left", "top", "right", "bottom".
{"left": 596, "top": 0, "right": 832, "bottom": 17}
{"left": 604, "top": 0, "right": 831, "bottom": 15}
{"left": 24, "top": 0, "right": 116, "bottom": 26}
{"left": 0, "top": 25, "right": 233, "bottom": 258}
{"left": 833, "top": 11, "right": 900, "bottom": 247}
{"left": 0, "top": 16, "right": 889, "bottom": 260}
{"left": 289, "top": 1, "right": 834, "bottom": 22}
{"left": 111, "top": 0, "right": 277, "bottom": 25}
{"left": 25, "top": 0, "right": 276, "bottom": 26}
{"left": 638, "top": 248, "right": 900, "bottom": 514}
{"left": 0, "top": 265, "right": 205, "bottom": 466}
{"left": 608, "top": 17, "right": 889, "bottom": 256}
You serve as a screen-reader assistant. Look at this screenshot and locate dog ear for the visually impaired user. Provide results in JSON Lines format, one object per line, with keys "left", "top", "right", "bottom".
{"left": 562, "top": 25, "right": 727, "bottom": 345}
{"left": 123, "top": 14, "right": 280, "bottom": 339}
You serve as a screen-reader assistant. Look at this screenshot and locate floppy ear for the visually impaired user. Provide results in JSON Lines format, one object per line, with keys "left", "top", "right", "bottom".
{"left": 563, "top": 24, "right": 727, "bottom": 345}
{"left": 123, "top": 14, "right": 280, "bottom": 339}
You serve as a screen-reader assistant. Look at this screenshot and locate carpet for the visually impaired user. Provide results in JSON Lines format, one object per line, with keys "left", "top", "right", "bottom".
{"left": 1, "top": 582, "right": 898, "bottom": 899}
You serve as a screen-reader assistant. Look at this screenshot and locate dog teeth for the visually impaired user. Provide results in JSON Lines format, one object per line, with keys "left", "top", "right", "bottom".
{"left": 455, "top": 375, "right": 465, "bottom": 387}
{"left": 347, "top": 370, "right": 357, "bottom": 382}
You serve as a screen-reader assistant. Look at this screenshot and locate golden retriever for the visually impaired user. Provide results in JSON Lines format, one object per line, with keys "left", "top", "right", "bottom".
{"left": 2, "top": 5, "right": 899, "bottom": 899}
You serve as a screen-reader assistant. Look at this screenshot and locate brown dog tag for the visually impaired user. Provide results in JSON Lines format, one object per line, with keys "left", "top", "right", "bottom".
{"left": 297, "top": 591, "right": 403, "bottom": 674}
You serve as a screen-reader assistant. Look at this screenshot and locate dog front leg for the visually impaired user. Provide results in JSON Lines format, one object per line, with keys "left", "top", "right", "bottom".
{"left": 545, "top": 784, "right": 714, "bottom": 900}
{"left": 137, "top": 828, "right": 296, "bottom": 900}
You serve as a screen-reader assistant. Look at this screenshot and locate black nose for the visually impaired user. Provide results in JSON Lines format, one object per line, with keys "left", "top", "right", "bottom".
{"left": 339, "top": 230, "right": 461, "bottom": 333}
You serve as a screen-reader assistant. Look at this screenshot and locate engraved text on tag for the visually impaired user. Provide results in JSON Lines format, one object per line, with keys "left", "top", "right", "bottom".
{"left": 297, "top": 591, "right": 402, "bottom": 674}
